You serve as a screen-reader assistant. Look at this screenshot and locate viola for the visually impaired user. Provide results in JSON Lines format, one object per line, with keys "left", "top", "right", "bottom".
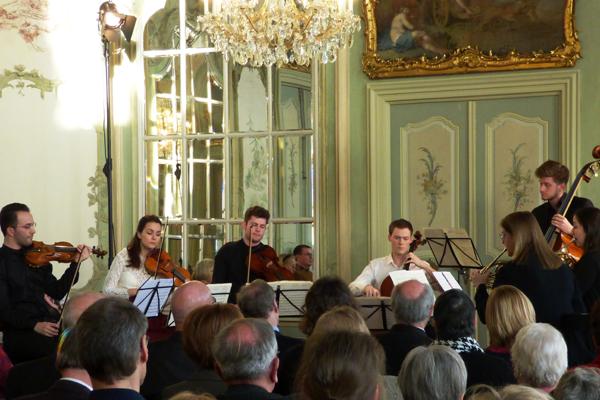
{"left": 24, "top": 241, "right": 107, "bottom": 268}
{"left": 380, "top": 231, "right": 426, "bottom": 297}
{"left": 145, "top": 249, "right": 191, "bottom": 287}
{"left": 247, "top": 244, "right": 294, "bottom": 282}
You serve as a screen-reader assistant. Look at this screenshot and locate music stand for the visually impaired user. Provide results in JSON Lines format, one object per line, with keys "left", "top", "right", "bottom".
{"left": 268, "top": 281, "right": 311, "bottom": 319}
{"left": 133, "top": 278, "right": 174, "bottom": 318}
{"left": 423, "top": 228, "right": 483, "bottom": 276}
{"left": 356, "top": 297, "right": 395, "bottom": 331}
{"left": 207, "top": 283, "right": 232, "bottom": 304}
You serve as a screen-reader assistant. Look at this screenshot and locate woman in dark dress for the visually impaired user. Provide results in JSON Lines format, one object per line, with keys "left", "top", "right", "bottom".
{"left": 572, "top": 207, "right": 600, "bottom": 312}
{"left": 471, "top": 211, "right": 593, "bottom": 367}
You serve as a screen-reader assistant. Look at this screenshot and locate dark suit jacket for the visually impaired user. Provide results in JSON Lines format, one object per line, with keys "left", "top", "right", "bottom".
{"left": 374, "top": 324, "right": 433, "bottom": 376}
{"left": 217, "top": 384, "right": 283, "bottom": 400}
{"left": 532, "top": 195, "right": 593, "bottom": 235}
{"left": 273, "top": 342, "right": 304, "bottom": 396}
{"left": 89, "top": 389, "right": 145, "bottom": 400}
{"left": 6, "top": 355, "right": 60, "bottom": 399}
{"left": 461, "top": 351, "right": 516, "bottom": 389}
{"left": 15, "top": 379, "right": 90, "bottom": 400}
{"left": 140, "top": 331, "right": 197, "bottom": 400}
{"left": 162, "top": 369, "right": 227, "bottom": 400}
{"left": 274, "top": 331, "right": 304, "bottom": 355}
{"left": 574, "top": 250, "right": 600, "bottom": 312}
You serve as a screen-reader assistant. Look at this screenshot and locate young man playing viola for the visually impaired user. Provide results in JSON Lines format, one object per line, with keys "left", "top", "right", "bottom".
{"left": 0, "top": 203, "right": 91, "bottom": 364}
{"left": 213, "top": 205, "right": 273, "bottom": 303}
{"left": 532, "top": 160, "right": 593, "bottom": 236}
{"left": 349, "top": 219, "right": 436, "bottom": 297}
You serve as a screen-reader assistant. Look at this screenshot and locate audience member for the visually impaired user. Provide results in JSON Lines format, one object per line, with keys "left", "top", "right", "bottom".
{"left": 276, "top": 276, "right": 358, "bottom": 395}
{"left": 511, "top": 323, "right": 567, "bottom": 393}
{"left": 212, "top": 318, "right": 282, "bottom": 400}
{"left": 374, "top": 280, "right": 434, "bottom": 376}
{"left": 279, "top": 254, "right": 295, "bottom": 274}
{"left": 485, "top": 285, "right": 536, "bottom": 366}
{"left": 552, "top": 367, "right": 600, "bottom": 400}
{"left": 6, "top": 291, "right": 104, "bottom": 400}
{"left": 237, "top": 279, "right": 303, "bottom": 354}
{"left": 192, "top": 259, "right": 215, "bottom": 283}
{"left": 398, "top": 345, "right": 467, "bottom": 400}
{"left": 466, "top": 384, "right": 553, "bottom": 400}
{"left": 293, "top": 245, "right": 313, "bottom": 281}
{"left": 297, "top": 330, "right": 384, "bottom": 400}
{"left": 15, "top": 328, "right": 91, "bottom": 400}
{"left": 433, "top": 289, "right": 515, "bottom": 388}
{"left": 163, "top": 304, "right": 242, "bottom": 399}
{"left": 75, "top": 297, "right": 149, "bottom": 399}
{"left": 312, "top": 305, "right": 369, "bottom": 335}
{"left": 579, "top": 299, "right": 600, "bottom": 369}
{"left": 168, "top": 394, "right": 216, "bottom": 400}
{"left": 141, "top": 281, "right": 213, "bottom": 400}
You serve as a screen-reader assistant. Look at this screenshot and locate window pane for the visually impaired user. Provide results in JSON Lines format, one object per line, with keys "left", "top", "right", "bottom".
{"left": 188, "top": 139, "right": 225, "bottom": 219}
{"left": 229, "top": 137, "right": 269, "bottom": 219}
{"left": 187, "top": 53, "right": 224, "bottom": 134}
{"left": 273, "top": 136, "right": 313, "bottom": 218}
{"left": 271, "top": 223, "right": 314, "bottom": 255}
{"left": 272, "top": 66, "right": 313, "bottom": 131}
{"left": 146, "top": 140, "right": 184, "bottom": 218}
{"left": 229, "top": 64, "right": 269, "bottom": 133}
{"left": 145, "top": 56, "right": 185, "bottom": 136}
{"left": 188, "top": 224, "right": 225, "bottom": 274}
{"left": 163, "top": 223, "right": 183, "bottom": 269}
{"left": 144, "top": 0, "right": 180, "bottom": 51}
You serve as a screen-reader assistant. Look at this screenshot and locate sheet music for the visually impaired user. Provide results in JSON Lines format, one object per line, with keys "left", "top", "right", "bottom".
{"left": 424, "top": 228, "right": 482, "bottom": 268}
{"left": 356, "top": 297, "right": 395, "bottom": 330}
{"left": 388, "top": 270, "right": 429, "bottom": 287}
{"left": 433, "top": 271, "right": 462, "bottom": 291}
{"left": 272, "top": 281, "right": 312, "bottom": 317}
{"left": 207, "top": 283, "right": 232, "bottom": 304}
{"left": 133, "top": 279, "right": 174, "bottom": 317}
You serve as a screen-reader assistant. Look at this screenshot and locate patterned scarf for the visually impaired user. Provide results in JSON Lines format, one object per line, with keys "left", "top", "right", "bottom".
{"left": 432, "top": 336, "right": 484, "bottom": 354}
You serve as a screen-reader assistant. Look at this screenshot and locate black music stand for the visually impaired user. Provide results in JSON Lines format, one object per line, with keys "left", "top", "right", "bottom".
{"left": 133, "top": 278, "right": 174, "bottom": 318}
{"left": 271, "top": 281, "right": 311, "bottom": 319}
{"left": 423, "top": 228, "right": 483, "bottom": 278}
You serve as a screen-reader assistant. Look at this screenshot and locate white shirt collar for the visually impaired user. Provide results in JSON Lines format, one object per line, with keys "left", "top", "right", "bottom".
{"left": 60, "top": 378, "right": 93, "bottom": 391}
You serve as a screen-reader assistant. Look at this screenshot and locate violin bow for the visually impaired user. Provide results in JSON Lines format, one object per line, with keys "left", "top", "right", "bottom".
{"left": 57, "top": 250, "right": 86, "bottom": 326}
{"left": 246, "top": 225, "right": 253, "bottom": 284}
{"left": 153, "top": 217, "right": 169, "bottom": 280}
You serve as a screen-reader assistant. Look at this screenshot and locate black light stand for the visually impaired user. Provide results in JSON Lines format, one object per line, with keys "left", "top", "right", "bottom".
{"left": 102, "top": 37, "right": 115, "bottom": 266}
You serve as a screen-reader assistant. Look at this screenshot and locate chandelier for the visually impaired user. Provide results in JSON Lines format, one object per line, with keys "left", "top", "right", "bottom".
{"left": 198, "top": 0, "right": 361, "bottom": 67}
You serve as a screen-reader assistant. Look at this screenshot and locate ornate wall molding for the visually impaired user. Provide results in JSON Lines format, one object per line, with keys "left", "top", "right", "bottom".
{"left": 0, "top": 65, "right": 62, "bottom": 98}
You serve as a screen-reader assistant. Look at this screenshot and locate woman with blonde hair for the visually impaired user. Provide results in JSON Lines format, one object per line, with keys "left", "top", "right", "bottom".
{"left": 471, "top": 211, "right": 592, "bottom": 366}
{"left": 485, "top": 285, "right": 536, "bottom": 365}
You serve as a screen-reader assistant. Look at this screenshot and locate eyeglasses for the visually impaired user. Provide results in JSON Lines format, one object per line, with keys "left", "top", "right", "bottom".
{"left": 14, "top": 223, "right": 36, "bottom": 230}
{"left": 499, "top": 233, "right": 505, "bottom": 241}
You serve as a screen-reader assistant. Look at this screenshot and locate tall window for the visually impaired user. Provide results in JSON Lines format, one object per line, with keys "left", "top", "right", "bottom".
{"left": 141, "top": 0, "right": 318, "bottom": 272}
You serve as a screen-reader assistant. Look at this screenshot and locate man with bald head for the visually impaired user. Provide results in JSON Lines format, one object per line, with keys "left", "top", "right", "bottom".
{"left": 374, "top": 279, "right": 435, "bottom": 376}
{"left": 141, "top": 281, "right": 213, "bottom": 400}
{"left": 6, "top": 291, "right": 105, "bottom": 399}
{"left": 213, "top": 318, "right": 282, "bottom": 400}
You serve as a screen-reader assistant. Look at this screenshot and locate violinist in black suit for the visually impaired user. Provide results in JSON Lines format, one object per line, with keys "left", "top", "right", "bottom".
{"left": 531, "top": 161, "right": 593, "bottom": 236}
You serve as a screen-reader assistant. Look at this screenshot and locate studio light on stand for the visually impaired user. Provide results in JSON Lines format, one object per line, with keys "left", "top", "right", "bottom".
{"left": 98, "top": 1, "right": 136, "bottom": 266}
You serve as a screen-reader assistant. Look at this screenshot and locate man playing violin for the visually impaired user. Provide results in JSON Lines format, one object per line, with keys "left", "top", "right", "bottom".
{"left": 0, "top": 203, "right": 91, "bottom": 364}
{"left": 213, "top": 205, "right": 272, "bottom": 303}
{"left": 532, "top": 160, "right": 593, "bottom": 236}
{"left": 349, "top": 219, "right": 436, "bottom": 297}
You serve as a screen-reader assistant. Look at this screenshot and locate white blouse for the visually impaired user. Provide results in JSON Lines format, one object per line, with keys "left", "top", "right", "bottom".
{"left": 103, "top": 248, "right": 154, "bottom": 299}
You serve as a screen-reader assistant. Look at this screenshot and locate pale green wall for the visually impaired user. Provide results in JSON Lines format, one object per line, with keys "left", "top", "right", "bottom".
{"left": 341, "top": 1, "right": 600, "bottom": 279}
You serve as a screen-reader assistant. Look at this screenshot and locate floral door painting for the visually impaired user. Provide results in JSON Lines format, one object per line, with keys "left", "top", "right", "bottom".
{"left": 401, "top": 117, "right": 458, "bottom": 236}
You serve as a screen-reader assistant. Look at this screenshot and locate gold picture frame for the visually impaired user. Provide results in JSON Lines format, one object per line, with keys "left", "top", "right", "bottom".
{"left": 362, "top": 0, "right": 580, "bottom": 78}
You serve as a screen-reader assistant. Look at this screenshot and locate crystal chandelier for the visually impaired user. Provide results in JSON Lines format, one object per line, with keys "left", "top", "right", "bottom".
{"left": 198, "top": 0, "right": 361, "bottom": 67}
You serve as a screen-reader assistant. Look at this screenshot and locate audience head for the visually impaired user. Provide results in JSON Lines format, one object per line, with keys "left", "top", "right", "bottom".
{"left": 212, "top": 318, "right": 278, "bottom": 389}
{"left": 486, "top": 285, "right": 536, "bottom": 348}
{"left": 293, "top": 245, "right": 313, "bottom": 268}
{"left": 0, "top": 202, "right": 30, "bottom": 236}
{"left": 183, "top": 303, "right": 242, "bottom": 370}
{"left": 312, "top": 305, "right": 369, "bottom": 335}
{"left": 169, "top": 393, "right": 217, "bottom": 400}
{"left": 512, "top": 323, "right": 568, "bottom": 390}
{"left": 388, "top": 219, "right": 413, "bottom": 236}
{"left": 300, "top": 276, "right": 359, "bottom": 336}
{"left": 433, "top": 289, "right": 475, "bottom": 340}
{"left": 299, "top": 330, "right": 384, "bottom": 400}
{"left": 399, "top": 345, "right": 467, "bottom": 400}
{"left": 192, "top": 259, "right": 215, "bottom": 283}
{"left": 55, "top": 329, "right": 82, "bottom": 371}
{"left": 574, "top": 207, "right": 600, "bottom": 254}
{"left": 237, "top": 279, "right": 276, "bottom": 320}
{"left": 280, "top": 254, "right": 295, "bottom": 273}
{"left": 171, "top": 281, "right": 213, "bottom": 329}
{"left": 500, "top": 211, "right": 562, "bottom": 269}
{"left": 391, "top": 280, "right": 434, "bottom": 326}
{"left": 61, "top": 290, "right": 106, "bottom": 330}
{"left": 552, "top": 367, "right": 600, "bottom": 400}
{"left": 466, "top": 384, "right": 553, "bottom": 400}
{"left": 75, "top": 297, "right": 148, "bottom": 386}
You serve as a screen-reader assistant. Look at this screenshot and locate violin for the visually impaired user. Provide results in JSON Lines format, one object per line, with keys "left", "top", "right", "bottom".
{"left": 247, "top": 244, "right": 294, "bottom": 282}
{"left": 24, "top": 241, "right": 107, "bottom": 268}
{"left": 145, "top": 249, "right": 191, "bottom": 287}
{"left": 380, "top": 231, "right": 426, "bottom": 297}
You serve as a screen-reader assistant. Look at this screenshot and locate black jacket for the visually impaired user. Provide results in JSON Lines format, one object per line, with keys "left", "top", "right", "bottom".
{"left": 374, "top": 324, "right": 433, "bottom": 376}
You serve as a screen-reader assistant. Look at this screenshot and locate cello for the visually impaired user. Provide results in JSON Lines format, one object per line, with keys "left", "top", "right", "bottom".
{"left": 380, "top": 231, "right": 426, "bottom": 296}
{"left": 544, "top": 146, "right": 600, "bottom": 265}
